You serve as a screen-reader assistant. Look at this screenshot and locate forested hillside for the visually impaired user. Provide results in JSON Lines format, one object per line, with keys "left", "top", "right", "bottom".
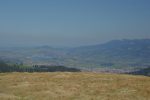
{"left": 0, "top": 61, "right": 80, "bottom": 73}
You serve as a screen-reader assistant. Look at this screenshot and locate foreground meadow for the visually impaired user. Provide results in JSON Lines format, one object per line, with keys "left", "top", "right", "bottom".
{"left": 0, "top": 72, "right": 150, "bottom": 100}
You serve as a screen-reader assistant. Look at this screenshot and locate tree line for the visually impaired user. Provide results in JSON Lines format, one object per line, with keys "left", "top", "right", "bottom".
{"left": 0, "top": 61, "right": 80, "bottom": 72}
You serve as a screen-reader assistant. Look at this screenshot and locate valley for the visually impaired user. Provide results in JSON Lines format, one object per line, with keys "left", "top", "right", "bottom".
{"left": 0, "top": 39, "right": 150, "bottom": 76}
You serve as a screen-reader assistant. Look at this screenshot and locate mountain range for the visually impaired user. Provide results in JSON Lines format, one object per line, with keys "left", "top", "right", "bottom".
{"left": 0, "top": 39, "right": 150, "bottom": 73}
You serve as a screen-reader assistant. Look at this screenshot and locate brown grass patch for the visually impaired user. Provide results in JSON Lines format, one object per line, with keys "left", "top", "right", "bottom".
{"left": 0, "top": 72, "right": 150, "bottom": 100}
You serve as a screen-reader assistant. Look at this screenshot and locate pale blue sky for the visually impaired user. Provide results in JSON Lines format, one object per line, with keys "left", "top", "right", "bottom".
{"left": 0, "top": 0, "right": 150, "bottom": 47}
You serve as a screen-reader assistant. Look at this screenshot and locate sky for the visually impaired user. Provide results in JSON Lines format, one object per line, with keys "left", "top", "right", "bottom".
{"left": 0, "top": 0, "right": 150, "bottom": 47}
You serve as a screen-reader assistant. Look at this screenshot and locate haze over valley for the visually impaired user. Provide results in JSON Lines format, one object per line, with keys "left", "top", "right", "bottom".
{"left": 0, "top": 39, "right": 150, "bottom": 76}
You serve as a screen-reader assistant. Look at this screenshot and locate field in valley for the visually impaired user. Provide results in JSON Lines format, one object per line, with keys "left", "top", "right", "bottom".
{"left": 0, "top": 72, "right": 150, "bottom": 100}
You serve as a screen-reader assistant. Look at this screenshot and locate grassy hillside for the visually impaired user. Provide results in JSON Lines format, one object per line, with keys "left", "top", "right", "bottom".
{"left": 0, "top": 72, "right": 150, "bottom": 100}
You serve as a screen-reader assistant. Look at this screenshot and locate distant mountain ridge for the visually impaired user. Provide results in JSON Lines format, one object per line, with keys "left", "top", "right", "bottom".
{"left": 0, "top": 39, "right": 150, "bottom": 72}
{"left": 67, "top": 39, "right": 150, "bottom": 67}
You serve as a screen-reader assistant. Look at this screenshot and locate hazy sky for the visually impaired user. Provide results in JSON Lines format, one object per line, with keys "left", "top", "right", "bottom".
{"left": 0, "top": 0, "right": 150, "bottom": 47}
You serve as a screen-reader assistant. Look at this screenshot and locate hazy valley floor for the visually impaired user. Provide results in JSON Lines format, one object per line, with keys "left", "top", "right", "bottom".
{"left": 0, "top": 72, "right": 150, "bottom": 100}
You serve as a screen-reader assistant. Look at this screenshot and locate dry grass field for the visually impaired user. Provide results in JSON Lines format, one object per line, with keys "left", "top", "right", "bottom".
{"left": 0, "top": 72, "right": 150, "bottom": 100}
